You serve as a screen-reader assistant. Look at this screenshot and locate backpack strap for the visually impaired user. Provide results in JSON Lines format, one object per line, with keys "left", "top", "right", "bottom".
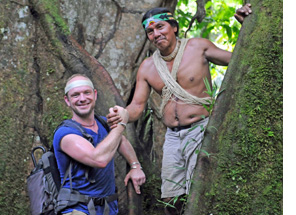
{"left": 53, "top": 116, "right": 114, "bottom": 214}
{"left": 54, "top": 115, "right": 110, "bottom": 146}
{"left": 95, "top": 115, "right": 110, "bottom": 133}
{"left": 58, "top": 116, "right": 110, "bottom": 183}
{"left": 56, "top": 187, "right": 118, "bottom": 215}
{"left": 50, "top": 119, "right": 94, "bottom": 153}
{"left": 42, "top": 151, "right": 62, "bottom": 195}
{"left": 58, "top": 119, "right": 94, "bottom": 144}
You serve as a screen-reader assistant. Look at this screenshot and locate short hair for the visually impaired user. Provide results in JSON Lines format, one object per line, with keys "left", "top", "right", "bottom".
{"left": 66, "top": 74, "right": 91, "bottom": 84}
{"left": 142, "top": 7, "right": 179, "bottom": 37}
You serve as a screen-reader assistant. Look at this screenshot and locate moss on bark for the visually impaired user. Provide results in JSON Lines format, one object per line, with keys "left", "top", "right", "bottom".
{"left": 185, "top": 0, "right": 283, "bottom": 214}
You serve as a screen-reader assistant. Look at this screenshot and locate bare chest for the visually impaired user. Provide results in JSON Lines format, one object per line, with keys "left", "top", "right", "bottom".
{"left": 147, "top": 51, "right": 209, "bottom": 96}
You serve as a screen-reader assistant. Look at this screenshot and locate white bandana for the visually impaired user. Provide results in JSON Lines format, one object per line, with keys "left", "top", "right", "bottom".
{"left": 64, "top": 80, "right": 94, "bottom": 94}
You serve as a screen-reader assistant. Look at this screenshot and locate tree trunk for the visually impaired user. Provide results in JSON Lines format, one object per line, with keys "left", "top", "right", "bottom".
{"left": 185, "top": 0, "right": 283, "bottom": 214}
{"left": 0, "top": 0, "right": 177, "bottom": 214}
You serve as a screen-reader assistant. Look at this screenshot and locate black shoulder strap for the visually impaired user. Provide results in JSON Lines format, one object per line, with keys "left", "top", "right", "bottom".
{"left": 95, "top": 115, "right": 110, "bottom": 133}
{"left": 53, "top": 119, "right": 95, "bottom": 183}
{"left": 53, "top": 116, "right": 110, "bottom": 145}
{"left": 54, "top": 119, "right": 94, "bottom": 144}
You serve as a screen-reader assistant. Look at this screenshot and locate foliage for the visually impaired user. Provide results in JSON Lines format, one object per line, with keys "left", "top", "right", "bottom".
{"left": 175, "top": 0, "right": 243, "bottom": 86}
{"left": 202, "top": 77, "right": 224, "bottom": 115}
{"left": 39, "top": 0, "right": 70, "bottom": 35}
{"left": 176, "top": 0, "right": 242, "bottom": 45}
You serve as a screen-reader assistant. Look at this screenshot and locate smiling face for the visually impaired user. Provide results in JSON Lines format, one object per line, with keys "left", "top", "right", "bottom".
{"left": 64, "top": 76, "right": 97, "bottom": 119}
{"left": 146, "top": 21, "right": 178, "bottom": 55}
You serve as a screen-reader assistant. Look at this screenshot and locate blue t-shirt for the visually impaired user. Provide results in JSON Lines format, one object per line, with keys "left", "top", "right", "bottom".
{"left": 53, "top": 117, "right": 118, "bottom": 215}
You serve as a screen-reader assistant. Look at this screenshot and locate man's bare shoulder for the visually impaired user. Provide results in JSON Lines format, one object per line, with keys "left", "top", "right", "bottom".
{"left": 141, "top": 56, "right": 154, "bottom": 67}
{"left": 138, "top": 56, "right": 155, "bottom": 75}
{"left": 187, "top": 37, "right": 213, "bottom": 48}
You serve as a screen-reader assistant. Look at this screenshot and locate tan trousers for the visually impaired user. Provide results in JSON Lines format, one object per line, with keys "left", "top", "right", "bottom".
{"left": 63, "top": 209, "right": 87, "bottom": 215}
{"left": 161, "top": 117, "right": 209, "bottom": 198}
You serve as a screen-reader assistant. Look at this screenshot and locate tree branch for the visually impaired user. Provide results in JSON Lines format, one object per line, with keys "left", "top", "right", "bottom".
{"left": 28, "top": 0, "right": 124, "bottom": 114}
{"left": 185, "top": 0, "right": 207, "bottom": 38}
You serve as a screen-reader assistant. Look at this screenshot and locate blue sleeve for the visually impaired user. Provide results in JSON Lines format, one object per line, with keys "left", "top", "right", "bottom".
{"left": 53, "top": 126, "right": 82, "bottom": 152}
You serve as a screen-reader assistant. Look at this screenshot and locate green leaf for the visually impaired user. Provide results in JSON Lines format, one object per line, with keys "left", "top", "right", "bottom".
{"left": 208, "top": 125, "right": 218, "bottom": 132}
{"left": 165, "top": 178, "right": 184, "bottom": 188}
{"left": 222, "top": 24, "right": 233, "bottom": 40}
{"left": 156, "top": 199, "right": 176, "bottom": 209}
{"left": 201, "top": 149, "right": 211, "bottom": 157}
{"left": 205, "top": 1, "right": 213, "bottom": 9}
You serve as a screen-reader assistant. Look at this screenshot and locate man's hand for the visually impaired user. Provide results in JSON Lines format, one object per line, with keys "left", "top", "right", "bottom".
{"left": 107, "top": 106, "right": 128, "bottom": 129}
{"left": 124, "top": 167, "right": 146, "bottom": 195}
{"left": 235, "top": 3, "right": 252, "bottom": 24}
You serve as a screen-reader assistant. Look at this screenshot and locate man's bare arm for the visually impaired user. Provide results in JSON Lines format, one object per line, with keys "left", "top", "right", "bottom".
{"left": 202, "top": 38, "right": 232, "bottom": 66}
{"left": 117, "top": 135, "right": 146, "bottom": 194}
{"left": 107, "top": 60, "right": 151, "bottom": 125}
{"left": 61, "top": 106, "right": 128, "bottom": 168}
{"left": 203, "top": 4, "right": 252, "bottom": 65}
{"left": 126, "top": 60, "right": 152, "bottom": 122}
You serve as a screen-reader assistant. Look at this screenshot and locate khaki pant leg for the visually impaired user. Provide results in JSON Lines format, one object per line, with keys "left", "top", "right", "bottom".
{"left": 63, "top": 209, "right": 88, "bottom": 215}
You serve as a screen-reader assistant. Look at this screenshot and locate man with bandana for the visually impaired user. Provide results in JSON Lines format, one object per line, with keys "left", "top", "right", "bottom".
{"left": 107, "top": 4, "right": 252, "bottom": 215}
{"left": 53, "top": 74, "right": 146, "bottom": 215}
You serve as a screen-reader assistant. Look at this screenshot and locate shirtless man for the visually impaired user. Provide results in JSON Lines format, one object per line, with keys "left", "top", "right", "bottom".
{"left": 108, "top": 4, "right": 251, "bottom": 214}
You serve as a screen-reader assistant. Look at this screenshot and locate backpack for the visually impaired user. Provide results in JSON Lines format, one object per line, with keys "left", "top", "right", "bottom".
{"left": 27, "top": 116, "right": 113, "bottom": 215}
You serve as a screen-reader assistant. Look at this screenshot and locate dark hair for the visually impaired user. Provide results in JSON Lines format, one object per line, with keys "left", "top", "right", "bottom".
{"left": 142, "top": 7, "right": 179, "bottom": 37}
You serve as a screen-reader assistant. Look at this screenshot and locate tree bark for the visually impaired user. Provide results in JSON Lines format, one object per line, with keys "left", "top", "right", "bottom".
{"left": 0, "top": 0, "right": 177, "bottom": 214}
{"left": 185, "top": 0, "right": 283, "bottom": 214}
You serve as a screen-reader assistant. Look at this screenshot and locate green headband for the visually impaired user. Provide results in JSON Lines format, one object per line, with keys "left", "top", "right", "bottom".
{"left": 142, "top": 12, "right": 174, "bottom": 29}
